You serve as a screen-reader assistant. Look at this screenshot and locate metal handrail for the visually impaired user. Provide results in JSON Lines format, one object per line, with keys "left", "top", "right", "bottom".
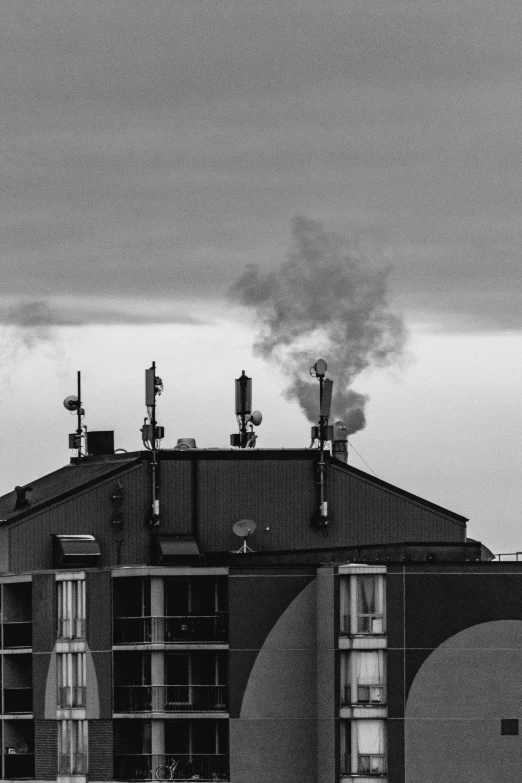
{"left": 114, "top": 684, "right": 228, "bottom": 713}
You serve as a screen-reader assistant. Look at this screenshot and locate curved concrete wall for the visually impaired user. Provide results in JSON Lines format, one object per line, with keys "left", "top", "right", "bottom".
{"left": 230, "top": 580, "right": 317, "bottom": 783}
{"left": 406, "top": 621, "right": 522, "bottom": 782}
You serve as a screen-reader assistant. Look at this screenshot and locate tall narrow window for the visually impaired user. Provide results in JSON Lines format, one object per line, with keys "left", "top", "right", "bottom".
{"left": 59, "top": 720, "right": 88, "bottom": 774}
{"left": 57, "top": 580, "right": 86, "bottom": 640}
{"left": 341, "top": 720, "right": 386, "bottom": 775}
{"left": 357, "top": 576, "right": 384, "bottom": 634}
{"left": 342, "top": 651, "right": 386, "bottom": 705}
{"left": 340, "top": 574, "right": 385, "bottom": 636}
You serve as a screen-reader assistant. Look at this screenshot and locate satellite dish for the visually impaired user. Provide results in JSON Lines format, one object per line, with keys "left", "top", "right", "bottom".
{"left": 232, "top": 519, "right": 256, "bottom": 553}
{"left": 249, "top": 410, "right": 263, "bottom": 426}
{"left": 314, "top": 359, "right": 327, "bottom": 377}
{"left": 63, "top": 395, "right": 79, "bottom": 411}
{"left": 233, "top": 518, "right": 256, "bottom": 538}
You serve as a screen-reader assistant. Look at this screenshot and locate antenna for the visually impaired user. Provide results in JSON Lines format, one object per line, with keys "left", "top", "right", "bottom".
{"left": 231, "top": 371, "right": 262, "bottom": 448}
{"left": 232, "top": 518, "right": 257, "bottom": 553}
{"left": 309, "top": 359, "right": 334, "bottom": 529}
{"left": 63, "top": 371, "right": 86, "bottom": 458}
{"left": 141, "top": 362, "right": 165, "bottom": 527}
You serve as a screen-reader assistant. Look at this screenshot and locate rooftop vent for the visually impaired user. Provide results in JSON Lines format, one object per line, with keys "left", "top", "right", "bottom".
{"left": 87, "top": 431, "right": 115, "bottom": 456}
{"left": 53, "top": 534, "right": 101, "bottom": 568}
{"left": 174, "top": 438, "right": 197, "bottom": 450}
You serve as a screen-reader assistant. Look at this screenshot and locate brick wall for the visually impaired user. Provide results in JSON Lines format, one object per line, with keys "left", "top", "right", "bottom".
{"left": 34, "top": 720, "right": 57, "bottom": 780}
{"left": 89, "top": 720, "right": 114, "bottom": 781}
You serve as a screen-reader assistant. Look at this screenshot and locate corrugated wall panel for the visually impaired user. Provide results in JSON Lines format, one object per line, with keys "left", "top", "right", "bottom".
{"left": 158, "top": 460, "right": 193, "bottom": 534}
{"left": 329, "top": 465, "right": 465, "bottom": 546}
{"left": 8, "top": 463, "right": 150, "bottom": 572}
{"left": 197, "top": 459, "right": 320, "bottom": 552}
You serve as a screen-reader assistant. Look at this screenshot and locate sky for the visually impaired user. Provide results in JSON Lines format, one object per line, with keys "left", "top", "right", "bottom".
{"left": 0, "top": 0, "right": 520, "bottom": 553}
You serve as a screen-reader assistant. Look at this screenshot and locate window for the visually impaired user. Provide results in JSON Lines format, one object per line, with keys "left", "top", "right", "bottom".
{"left": 342, "top": 651, "right": 386, "bottom": 706}
{"left": 501, "top": 719, "right": 519, "bottom": 735}
{"left": 341, "top": 719, "right": 386, "bottom": 776}
{"left": 58, "top": 654, "right": 86, "bottom": 708}
{"left": 340, "top": 574, "right": 385, "bottom": 636}
{"left": 57, "top": 579, "right": 86, "bottom": 640}
{"left": 58, "top": 720, "right": 88, "bottom": 775}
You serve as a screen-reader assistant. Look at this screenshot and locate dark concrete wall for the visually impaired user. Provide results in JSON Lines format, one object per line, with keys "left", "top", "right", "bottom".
{"left": 386, "top": 564, "right": 522, "bottom": 783}
{"left": 228, "top": 568, "right": 317, "bottom": 783}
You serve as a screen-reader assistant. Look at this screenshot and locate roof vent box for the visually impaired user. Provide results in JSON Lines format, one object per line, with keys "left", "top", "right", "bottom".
{"left": 87, "top": 431, "right": 115, "bottom": 456}
{"left": 152, "top": 535, "right": 200, "bottom": 564}
{"left": 53, "top": 534, "right": 101, "bottom": 568}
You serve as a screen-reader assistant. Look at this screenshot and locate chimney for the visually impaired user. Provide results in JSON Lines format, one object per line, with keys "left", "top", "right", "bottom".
{"left": 332, "top": 421, "right": 348, "bottom": 463}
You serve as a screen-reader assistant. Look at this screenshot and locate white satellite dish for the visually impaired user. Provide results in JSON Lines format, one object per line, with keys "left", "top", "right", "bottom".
{"left": 232, "top": 519, "right": 256, "bottom": 553}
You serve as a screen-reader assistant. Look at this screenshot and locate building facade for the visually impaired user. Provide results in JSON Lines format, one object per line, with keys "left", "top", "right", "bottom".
{"left": 0, "top": 445, "right": 517, "bottom": 783}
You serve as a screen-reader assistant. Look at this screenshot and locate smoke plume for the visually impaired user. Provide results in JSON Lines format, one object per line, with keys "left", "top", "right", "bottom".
{"left": 230, "top": 216, "right": 407, "bottom": 434}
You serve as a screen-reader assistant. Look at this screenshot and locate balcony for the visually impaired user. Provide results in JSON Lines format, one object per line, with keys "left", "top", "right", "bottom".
{"left": 342, "top": 753, "right": 386, "bottom": 777}
{"left": 114, "top": 685, "right": 228, "bottom": 713}
{"left": 4, "top": 753, "right": 35, "bottom": 779}
{"left": 59, "top": 753, "right": 88, "bottom": 775}
{"left": 3, "top": 689, "right": 33, "bottom": 714}
{"left": 58, "top": 686, "right": 87, "bottom": 709}
{"left": 113, "top": 615, "right": 228, "bottom": 645}
{"left": 114, "top": 754, "right": 229, "bottom": 781}
{"left": 57, "top": 618, "right": 86, "bottom": 640}
{"left": 3, "top": 623, "right": 32, "bottom": 649}
{"left": 341, "top": 615, "right": 385, "bottom": 636}
{"left": 342, "top": 685, "right": 385, "bottom": 707}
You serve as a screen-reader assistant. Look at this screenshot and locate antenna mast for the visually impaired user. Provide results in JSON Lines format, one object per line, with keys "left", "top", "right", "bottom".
{"left": 142, "top": 362, "right": 164, "bottom": 526}
{"left": 64, "top": 371, "right": 86, "bottom": 458}
{"left": 230, "top": 371, "right": 262, "bottom": 448}
{"left": 310, "top": 359, "right": 333, "bottom": 528}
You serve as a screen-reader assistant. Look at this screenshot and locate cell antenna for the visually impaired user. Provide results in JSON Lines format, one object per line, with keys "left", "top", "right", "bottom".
{"left": 140, "top": 362, "right": 165, "bottom": 527}
{"left": 230, "top": 371, "right": 262, "bottom": 448}
{"left": 63, "top": 371, "right": 86, "bottom": 458}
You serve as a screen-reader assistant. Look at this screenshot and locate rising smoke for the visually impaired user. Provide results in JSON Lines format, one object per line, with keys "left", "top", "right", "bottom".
{"left": 230, "top": 217, "right": 407, "bottom": 434}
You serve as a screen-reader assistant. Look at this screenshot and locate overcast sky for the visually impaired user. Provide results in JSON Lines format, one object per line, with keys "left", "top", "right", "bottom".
{"left": 1, "top": 0, "right": 520, "bottom": 553}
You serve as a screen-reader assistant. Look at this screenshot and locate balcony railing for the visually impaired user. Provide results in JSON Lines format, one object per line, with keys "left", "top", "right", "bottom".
{"left": 113, "top": 615, "right": 228, "bottom": 645}
{"left": 4, "top": 753, "right": 35, "bottom": 779}
{"left": 3, "top": 688, "right": 33, "bottom": 714}
{"left": 59, "top": 753, "right": 88, "bottom": 775}
{"left": 58, "top": 686, "right": 87, "bottom": 708}
{"left": 342, "top": 753, "right": 386, "bottom": 776}
{"left": 3, "top": 623, "right": 32, "bottom": 649}
{"left": 342, "top": 685, "right": 385, "bottom": 706}
{"left": 114, "top": 754, "right": 229, "bottom": 781}
{"left": 57, "top": 618, "right": 86, "bottom": 640}
{"left": 114, "top": 685, "right": 228, "bottom": 713}
{"left": 341, "top": 614, "right": 385, "bottom": 636}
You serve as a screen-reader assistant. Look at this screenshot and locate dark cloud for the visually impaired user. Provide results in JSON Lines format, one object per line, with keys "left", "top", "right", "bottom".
{"left": 230, "top": 217, "right": 407, "bottom": 434}
{"left": 1, "top": 0, "right": 521, "bottom": 330}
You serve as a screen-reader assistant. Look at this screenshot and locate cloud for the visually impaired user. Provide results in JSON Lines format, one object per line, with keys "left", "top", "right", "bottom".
{"left": 1, "top": 0, "right": 521, "bottom": 332}
{"left": 230, "top": 217, "right": 407, "bottom": 434}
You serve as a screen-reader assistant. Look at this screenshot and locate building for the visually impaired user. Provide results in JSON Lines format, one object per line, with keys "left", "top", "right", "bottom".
{"left": 0, "top": 375, "right": 518, "bottom": 783}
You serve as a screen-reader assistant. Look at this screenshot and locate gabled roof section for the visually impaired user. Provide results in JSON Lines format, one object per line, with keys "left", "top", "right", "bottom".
{"left": 0, "top": 454, "right": 142, "bottom": 524}
{"left": 330, "top": 456, "right": 468, "bottom": 525}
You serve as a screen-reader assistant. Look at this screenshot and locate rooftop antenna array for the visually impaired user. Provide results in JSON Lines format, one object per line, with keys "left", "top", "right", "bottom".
{"left": 230, "top": 371, "right": 263, "bottom": 448}
{"left": 310, "top": 359, "right": 333, "bottom": 528}
{"left": 63, "top": 371, "right": 86, "bottom": 458}
{"left": 141, "top": 362, "right": 164, "bottom": 526}
{"left": 232, "top": 518, "right": 257, "bottom": 553}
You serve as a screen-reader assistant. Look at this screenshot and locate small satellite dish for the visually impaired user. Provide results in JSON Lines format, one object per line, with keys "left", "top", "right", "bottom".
{"left": 232, "top": 518, "right": 256, "bottom": 553}
{"left": 314, "top": 359, "right": 327, "bottom": 377}
{"left": 63, "top": 395, "right": 79, "bottom": 411}
{"left": 249, "top": 410, "right": 263, "bottom": 426}
{"left": 233, "top": 518, "right": 256, "bottom": 538}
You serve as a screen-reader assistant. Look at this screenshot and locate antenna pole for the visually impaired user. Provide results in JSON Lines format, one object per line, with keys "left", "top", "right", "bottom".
{"left": 76, "top": 371, "right": 82, "bottom": 458}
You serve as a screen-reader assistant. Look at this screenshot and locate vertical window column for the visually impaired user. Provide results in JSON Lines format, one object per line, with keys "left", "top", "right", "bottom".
{"left": 56, "top": 574, "right": 88, "bottom": 777}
